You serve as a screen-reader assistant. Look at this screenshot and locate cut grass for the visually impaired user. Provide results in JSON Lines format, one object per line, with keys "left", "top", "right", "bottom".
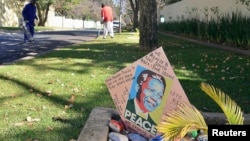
{"left": 158, "top": 34, "right": 250, "bottom": 113}
{"left": 0, "top": 32, "right": 249, "bottom": 140}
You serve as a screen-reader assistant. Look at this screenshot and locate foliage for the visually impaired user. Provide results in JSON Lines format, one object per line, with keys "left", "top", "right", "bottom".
{"left": 200, "top": 82, "right": 244, "bottom": 125}
{"left": 157, "top": 82, "right": 244, "bottom": 141}
{"left": 35, "top": 0, "right": 53, "bottom": 26}
{"left": 159, "top": 11, "right": 250, "bottom": 49}
{"left": 157, "top": 104, "right": 208, "bottom": 141}
{"left": 237, "top": 0, "right": 250, "bottom": 5}
{"left": 53, "top": 0, "right": 75, "bottom": 17}
{"left": 15, "top": 0, "right": 118, "bottom": 25}
{"left": 237, "top": 0, "right": 250, "bottom": 10}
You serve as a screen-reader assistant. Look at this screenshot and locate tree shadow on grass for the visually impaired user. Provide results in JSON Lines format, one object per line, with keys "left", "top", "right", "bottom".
{"left": 0, "top": 38, "right": 143, "bottom": 140}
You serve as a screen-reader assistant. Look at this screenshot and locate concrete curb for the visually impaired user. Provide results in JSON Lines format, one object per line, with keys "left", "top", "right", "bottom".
{"left": 201, "top": 112, "right": 250, "bottom": 125}
{"left": 77, "top": 107, "right": 119, "bottom": 141}
{"left": 159, "top": 32, "right": 250, "bottom": 56}
{"left": 77, "top": 107, "right": 250, "bottom": 141}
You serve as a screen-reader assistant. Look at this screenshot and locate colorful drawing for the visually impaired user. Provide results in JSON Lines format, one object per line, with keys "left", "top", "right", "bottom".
{"left": 124, "top": 65, "right": 170, "bottom": 135}
{"left": 105, "top": 47, "right": 191, "bottom": 138}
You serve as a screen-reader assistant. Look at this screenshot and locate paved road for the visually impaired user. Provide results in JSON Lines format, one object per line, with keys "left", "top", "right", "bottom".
{"left": 0, "top": 29, "right": 99, "bottom": 65}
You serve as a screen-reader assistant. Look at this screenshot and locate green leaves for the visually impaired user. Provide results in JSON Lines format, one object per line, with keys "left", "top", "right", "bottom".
{"left": 156, "top": 103, "right": 208, "bottom": 141}
{"left": 157, "top": 82, "right": 244, "bottom": 140}
{"left": 200, "top": 82, "right": 244, "bottom": 125}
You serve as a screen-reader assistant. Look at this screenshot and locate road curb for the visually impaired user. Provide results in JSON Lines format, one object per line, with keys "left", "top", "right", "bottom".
{"left": 77, "top": 107, "right": 250, "bottom": 141}
{"left": 159, "top": 32, "right": 250, "bottom": 56}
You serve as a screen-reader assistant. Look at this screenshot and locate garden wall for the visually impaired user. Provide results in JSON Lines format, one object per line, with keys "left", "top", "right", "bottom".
{"left": 0, "top": 0, "right": 102, "bottom": 29}
{"left": 158, "top": 0, "right": 250, "bottom": 22}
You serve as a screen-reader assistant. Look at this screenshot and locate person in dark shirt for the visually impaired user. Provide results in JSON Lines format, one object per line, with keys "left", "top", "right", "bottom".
{"left": 22, "top": 0, "right": 37, "bottom": 42}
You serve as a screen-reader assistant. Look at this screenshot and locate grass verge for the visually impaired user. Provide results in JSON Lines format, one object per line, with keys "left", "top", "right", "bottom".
{"left": 0, "top": 32, "right": 249, "bottom": 140}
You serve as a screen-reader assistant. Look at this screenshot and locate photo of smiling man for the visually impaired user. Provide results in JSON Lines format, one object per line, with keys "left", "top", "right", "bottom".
{"left": 124, "top": 65, "right": 170, "bottom": 135}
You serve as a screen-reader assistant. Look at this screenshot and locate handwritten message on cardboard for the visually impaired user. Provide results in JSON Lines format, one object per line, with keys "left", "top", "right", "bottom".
{"left": 105, "top": 47, "right": 191, "bottom": 138}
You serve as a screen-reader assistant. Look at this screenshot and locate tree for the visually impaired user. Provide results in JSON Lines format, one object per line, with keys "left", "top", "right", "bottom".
{"left": 128, "top": 0, "right": 139, "bottom": 30}
{"left": 17, "top": 0, "right": 58, "bottom": 26}
{"left": 132, "top": 0, "right": 182, "bottom": 51}
{"left": 82, "top": 0, "right": 118, "bottom": 21}
{"left": 139, "top": 0, "right": 158, "bottom": 51}
{"left": 126, "top": 0, "right": 182, "bottom": 31}
{"left": 36, "top": 0, "right": 53, "bottom": 26}
{"left": 237, "top": 0, "right": 250, "bottom": 10}
{"left": 18, "top": 0, "right": 82, "bottom": 26}
{"left": 16, "top": 0, "right": 57, "bottom": 26}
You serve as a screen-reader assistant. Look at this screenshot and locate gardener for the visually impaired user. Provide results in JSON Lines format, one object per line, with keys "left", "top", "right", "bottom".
{"left": 22, "top": 0, "right": 38, "bottom": 42}
{"left": 101, "top": 3, "right": 114, "bottom": 39}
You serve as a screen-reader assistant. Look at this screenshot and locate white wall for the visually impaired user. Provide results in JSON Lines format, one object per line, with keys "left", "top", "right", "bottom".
{"left": 45, "top": 16, "right": 102, "bottom": 29}
{"left": 45, "top": 9, "right": 102, "bottom": 29}
{"left": 2, "top": 0, "right": 249, "bottom": 27}
{"left": 0, "top": 0, "right": 101, "bottom": 29}
{"left": 159, "top": 0, "right": 250, "bottom": 22}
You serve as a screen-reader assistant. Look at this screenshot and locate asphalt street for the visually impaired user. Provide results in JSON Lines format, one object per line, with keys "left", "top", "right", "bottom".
{"left": 0, "top": 29, "right": 99, "bottom": 65}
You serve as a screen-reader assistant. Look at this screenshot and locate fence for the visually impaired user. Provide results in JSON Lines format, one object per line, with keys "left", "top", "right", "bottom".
{"left": 45, "top": 16, "right": 102, "bottom": 29}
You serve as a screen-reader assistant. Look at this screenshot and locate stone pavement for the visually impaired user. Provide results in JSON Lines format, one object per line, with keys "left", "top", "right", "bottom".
{"left": 77, "top": 107, "right": 250, "bottom": 141}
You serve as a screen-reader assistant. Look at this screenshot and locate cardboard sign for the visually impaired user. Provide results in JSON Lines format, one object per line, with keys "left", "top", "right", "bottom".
{"left": 105, "top": 47, "right": 191, "bottom": 138}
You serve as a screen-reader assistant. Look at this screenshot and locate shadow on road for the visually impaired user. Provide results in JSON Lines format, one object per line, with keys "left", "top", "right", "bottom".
{"left": 0, "top": 30, "right": 98, "bottom": 65}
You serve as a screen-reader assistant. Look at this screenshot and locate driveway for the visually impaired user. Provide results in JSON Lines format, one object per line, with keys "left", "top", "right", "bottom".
{"left": 0, "top": 29, "right": 99, "bottom": 65}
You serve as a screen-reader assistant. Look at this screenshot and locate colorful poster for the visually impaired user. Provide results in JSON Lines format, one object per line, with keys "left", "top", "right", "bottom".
{"left": 105, "top": 47, "right": 191, "bottom": 138}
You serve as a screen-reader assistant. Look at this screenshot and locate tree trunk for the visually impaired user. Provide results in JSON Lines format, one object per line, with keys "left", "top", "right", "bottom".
{"left": 139, "top": 0, "right": 158, "bottom": 51}
{"left": 133, "top": 11, "right": 139, "bottom": 30}
{"left": 128, "top": 0, "right": 139, "bottom": 31}
{"left": 36, "top": 2, "right": 51, "bottom": 26}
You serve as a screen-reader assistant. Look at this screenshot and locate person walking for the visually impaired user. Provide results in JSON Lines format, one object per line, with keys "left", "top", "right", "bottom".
{"left": 22, "top": 0, "right": 37, "bottom": 42}
{"left": 101, "top": 3, "right": 114, "bottom": 39}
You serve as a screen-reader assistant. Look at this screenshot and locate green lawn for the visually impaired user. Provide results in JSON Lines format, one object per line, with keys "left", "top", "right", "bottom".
{"left": 0, "top": 32, "right": 249, "bottom": 140}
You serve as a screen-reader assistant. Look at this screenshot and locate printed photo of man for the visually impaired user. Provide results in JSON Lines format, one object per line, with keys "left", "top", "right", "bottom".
{"left": 125, "top": 65, "right": 166, "bottom": 126}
